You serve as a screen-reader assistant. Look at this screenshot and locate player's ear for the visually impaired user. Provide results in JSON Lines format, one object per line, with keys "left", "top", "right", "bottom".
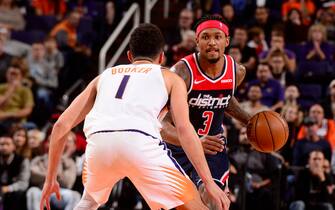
{"left": 225, "top": 36, "right": 230, "bottom": 47}
{"left": 127, "top": 51, "right": 133, "bottom": 62}
{"left": 158, "top": 51, "right": 165, "bottom": 64}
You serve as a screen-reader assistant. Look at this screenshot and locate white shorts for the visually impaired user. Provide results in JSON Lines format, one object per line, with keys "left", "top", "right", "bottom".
{"left": 82, "top": 130, "right": 197, "bottom": 210}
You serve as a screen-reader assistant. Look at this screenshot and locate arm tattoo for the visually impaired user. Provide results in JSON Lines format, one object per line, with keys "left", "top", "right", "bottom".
{"left": 172, "top": 61, "right": 191, "bottom": 89}
{"left": 225, "top": 96, "right": 252, "bottom": 125}
{"left": 236, "top": 64, "right": 246, "bottom": 87}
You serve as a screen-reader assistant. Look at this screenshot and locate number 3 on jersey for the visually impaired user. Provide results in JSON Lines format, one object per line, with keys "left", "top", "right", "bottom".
{"left": 198, "top": 111, "right": 214, "bottom": 135}
{"left": 115, "top": 75, "right": 130, "bottom": 99}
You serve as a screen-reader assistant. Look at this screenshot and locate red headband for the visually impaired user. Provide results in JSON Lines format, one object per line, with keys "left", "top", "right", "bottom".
{"left": 196, "top": 20, "right": 229, "bottom": 37}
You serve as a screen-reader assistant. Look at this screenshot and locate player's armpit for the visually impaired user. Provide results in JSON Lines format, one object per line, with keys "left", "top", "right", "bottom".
{"left": 224, "top": 96, "right": 251, "bottom": 125}
{"left": 235, "top": 64, "right": 246, "bottom": 87}
{"left": 172, "top": 61, "right": 191, "bottom": 89}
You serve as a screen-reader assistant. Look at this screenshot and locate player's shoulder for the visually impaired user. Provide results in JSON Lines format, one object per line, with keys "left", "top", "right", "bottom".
{"left": 170, "top": 60, "right": 191, "bottom": 84}
{"left": 171, "top": 60, "right": 188, "bottom": 72}
{"left": 161, "top": 66, "right": 185, "bottom": 85}
{"left": 161, "top": 66, "right": 181, "bottom": 80}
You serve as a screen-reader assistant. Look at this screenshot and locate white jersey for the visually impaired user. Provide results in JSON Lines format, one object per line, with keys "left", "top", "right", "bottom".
{"left": 84, "top": 63, "right": 168, "bottom": 138}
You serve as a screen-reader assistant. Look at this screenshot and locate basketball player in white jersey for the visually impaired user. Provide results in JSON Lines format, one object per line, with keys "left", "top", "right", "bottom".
{"left": 39, "top": 24, "right": 230, "bottom": 210}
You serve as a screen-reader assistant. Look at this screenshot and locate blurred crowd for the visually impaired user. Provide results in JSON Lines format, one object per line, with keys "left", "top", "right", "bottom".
{"left": 0, "top": 0, "right": 335, "bottom": 210}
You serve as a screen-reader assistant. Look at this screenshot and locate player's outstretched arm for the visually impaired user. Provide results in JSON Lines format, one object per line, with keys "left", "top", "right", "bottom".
{"left": 164, "top": 70, "right": 230, "bottom": 210}
{"left": 40, "top": 76, "right": 99, "bottom": 210}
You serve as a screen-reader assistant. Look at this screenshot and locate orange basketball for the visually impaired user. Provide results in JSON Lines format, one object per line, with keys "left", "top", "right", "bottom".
{"left": 246, "top": 111, "right": 289, "bottom": 153}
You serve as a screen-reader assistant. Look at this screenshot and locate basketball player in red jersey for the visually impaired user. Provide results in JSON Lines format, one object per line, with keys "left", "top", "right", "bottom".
{"left": 162, "top": 16, "right": 253, "bottom": 209}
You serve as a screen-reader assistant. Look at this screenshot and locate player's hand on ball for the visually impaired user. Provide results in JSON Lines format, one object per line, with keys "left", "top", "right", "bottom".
{"left": 200, "top": 134, "right": 226, "bottom": 155}
{"left": 202, "top": 181, "right": 231, "bottom": 210}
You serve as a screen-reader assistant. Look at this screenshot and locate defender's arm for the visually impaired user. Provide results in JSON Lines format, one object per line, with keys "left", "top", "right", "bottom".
{"left": 161, "top": 61, "right": 191, "bottom": 146}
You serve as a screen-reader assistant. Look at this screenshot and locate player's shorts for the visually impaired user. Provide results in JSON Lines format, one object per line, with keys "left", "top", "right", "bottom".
{"left": 166, "top": 141, "right": 229, "bottom": 190}
{"left": 82, "top": 129, "right": 197, "bottom": 210}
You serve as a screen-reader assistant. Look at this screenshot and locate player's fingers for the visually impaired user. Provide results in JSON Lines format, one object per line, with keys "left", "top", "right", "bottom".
{"left": 46, "top": 198, "right": 51, "bottom": 210}
{"left": 203, "top": 143, "right": 223, "bottom": 152}
{"left": 205, "top": 135, "right": 223, "bottom": 142}
{"left": 205, "top": 136, "right": 226, "bottom": 147}
{"left": 204, "top": 148, "right": 217, "bottom": 155}
{"left": 222, "top": 192, "right": 230, "bottom": 210}
{"left": 39, "top": 198, "right": 45, "bottom": 210}
{"left": 56, "top": 190, "right": 61, "bottom": 200}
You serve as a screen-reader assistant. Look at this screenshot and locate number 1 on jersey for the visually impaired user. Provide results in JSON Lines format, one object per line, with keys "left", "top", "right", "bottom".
{"left": 115, "top": 75, "right": 130, "bottom": 99}
{"left": 198, "top": 111, "right": 214, "bottom": 135}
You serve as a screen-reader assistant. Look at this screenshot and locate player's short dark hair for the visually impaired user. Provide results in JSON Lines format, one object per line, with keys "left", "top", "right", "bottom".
{"left": 129, "top": 23, "right": 165, "bottom": 60}
{"left": 194, "top": 15, "right": 229, "bottom": 31}
{"left": 257, "top": 61, "right": 273, "bottom": 72}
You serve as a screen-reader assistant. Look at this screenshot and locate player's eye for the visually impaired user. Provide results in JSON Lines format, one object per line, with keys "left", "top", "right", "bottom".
{"left": 215, "top": 35, "right": 222, "bottom": 40}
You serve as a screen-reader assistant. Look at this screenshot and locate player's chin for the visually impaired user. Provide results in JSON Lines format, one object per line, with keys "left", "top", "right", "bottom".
{"left": 207, "top": 57, "right": 220, "bottom": 64}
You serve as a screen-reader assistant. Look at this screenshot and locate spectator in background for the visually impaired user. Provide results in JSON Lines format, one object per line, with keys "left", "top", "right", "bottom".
{"left": 228, "top": 126, "right": 249, "bottom": 210}
{"left": 284, "top": 8, "right": 309, "bottom": 45}
{"left": 198, "top": 0, "right": 221, "bottom": 15}
{"left": 0, "top": 64, "right": 34, "bottom": 135}
{"left": 166, "top": 8, "right": 194, "bottom": 47}
{"left": 0, "top": 0, "right": 25, "bottom": 31}
{"left": 322, "top": 79, "right": 335, "bottom": 119}
{"left": 232, "top": 26, "right": 258, "bottom": 79}
{"left": 316, "top": 7, "right": 335, "bottom": 43}
{"left": 228, "top": 45, "right": 248, "bottom": 100}
{"left": 165, "top": 8, "right": 194, "bottom": 65}
{"left": 241, "top": 84, "right": 269, "bottom": 115}
{"left": 268, "top": 49, "right": 296, "bottom": 86}
{"left": 298, "top": 104, "right": 335, "bottom": 151}
{"left": 290, "top": 150, "right": 334, "bottom": 210}
{"left": 93, "top": 0, "right": 118, "bottom": 52}
{"left": 27, "top": 128, "right": 44, "bottom": 159}
{"left": 11, "top": 125, "right": 31, "bottom": 159}
{"left": 260, "top": 30, "right": 296, "bottom": 73}
{"left": 282, "top": 0, "right": 316, "bottom": 25}
{"left": 247, "top": 27, "right": 269, "bottom": 56}
{"left": 230, "top": 127, "right": 280, "bottom": 210}
{"left": 28, "top": 42, "right": 58, "bottom": 90}
{"left": 293, "top": 117, "right": 332, "bottom": 167}
{"left": 221, "top": 3, "right": 239, "bottom": 33}
{"left": 284, "top": 85, "right": 300, "bottom": 108}
{"left": 0, "top": 37, "right": 12, "bottom": 83}
{"left": 26, "top": 133, "right": 80, "bottom": 210}
{"left": 247, "top": 6, "right": 273, "bottom": 39}
{"left": 281, "top": 104, "right": 300, "bottom": 165}
{"left": 302, "top": 23, "right": 334, "bottom": 61}
{"left": 44, "top": 36, "right": 64, "bottom": 75}
{"left": 32, "top": 0, "right": 67, "bottom": 20}
{"left": 234, "top": 84, "right": 268, "bottom": 129}
{"left": 50, "top": 11, "right": 81, "bottom": 51}
{"left": 28, "top": 42, "right": 58, "bottom": 126}
{"left": 171, "top": 30, "right": 196, "bottom": 64}
{"left": 0, "top": 134, "right": 30, "bottom": 210}
{"left": 248, "top": 62, "right": 284, "bottom": 111}
{"left": 228, "top": 44, "right": 242, "bottom": 63}
{"left": 0, "top": 27, "right": 30, "bottom": 57}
